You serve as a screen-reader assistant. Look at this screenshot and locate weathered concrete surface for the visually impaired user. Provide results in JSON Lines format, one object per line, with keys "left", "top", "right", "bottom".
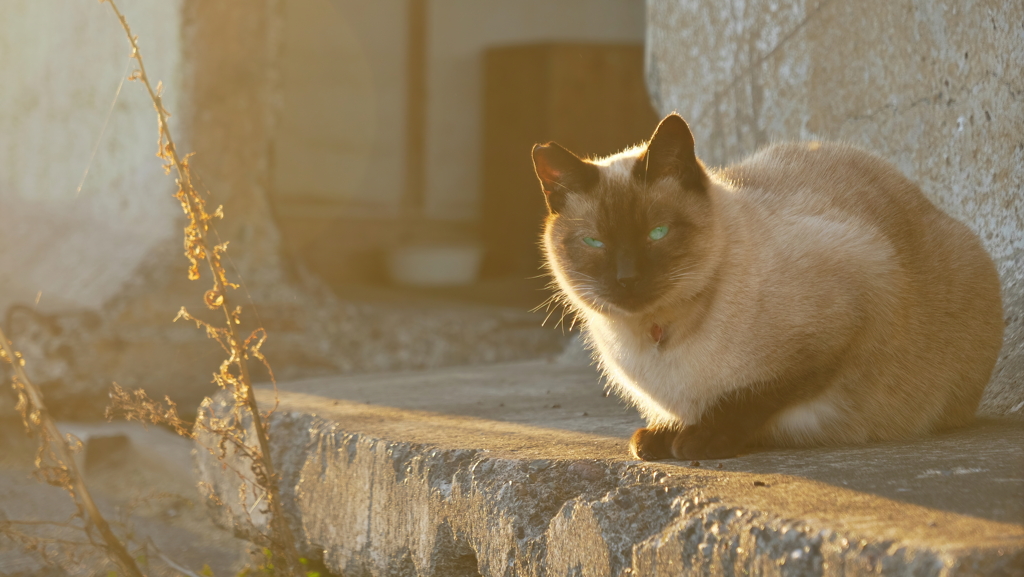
{"left": 645, "top": 0, "right": 1024, "bottom": 417}
{"left": 195, "top": 360, "right": 1024, "bottom": 576}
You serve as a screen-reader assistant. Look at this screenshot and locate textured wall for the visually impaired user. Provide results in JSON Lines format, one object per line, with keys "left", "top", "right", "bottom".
{"left": 0, "top": 0, "right": 182, "bottom": 314}
{"left": 646, "top": 0, "right": 1023, "bottom": 416}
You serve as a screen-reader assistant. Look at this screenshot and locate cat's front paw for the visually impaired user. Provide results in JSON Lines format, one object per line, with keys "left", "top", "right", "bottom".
{"left": 629, "top": 427, "right": 677, "bottom": 460}
{"left": 670, "top": 425, "right": 745, "bottom": 460}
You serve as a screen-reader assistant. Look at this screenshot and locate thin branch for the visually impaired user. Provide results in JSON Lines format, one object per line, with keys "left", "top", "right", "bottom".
{"left": 100, "top": 0, "right": 302, "bottom": 572}
{"left": 0, "top": 325, "right": 146, "bottom": 577}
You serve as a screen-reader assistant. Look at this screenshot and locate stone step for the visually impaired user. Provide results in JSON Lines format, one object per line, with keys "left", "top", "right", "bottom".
{"left": 193, "top": 359, "right": 1024, "bottom": 577}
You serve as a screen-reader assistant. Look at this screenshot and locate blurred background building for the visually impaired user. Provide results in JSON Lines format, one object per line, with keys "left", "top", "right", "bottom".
{"left": 0, "top": 0, "right": 1020, "bottom": 418}
{"left": 0, "top": 0, "right": 652, "bottom": 418}
{"left": 273, "top": 0, "right": 655, "bottom": 293}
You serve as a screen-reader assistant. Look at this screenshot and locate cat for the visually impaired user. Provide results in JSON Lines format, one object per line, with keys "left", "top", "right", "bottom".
{"left": 533, "top": 113, "right": 1004, "bottom": 460}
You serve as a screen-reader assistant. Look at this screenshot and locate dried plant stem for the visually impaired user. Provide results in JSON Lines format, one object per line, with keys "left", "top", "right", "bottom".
{"left": 101, "top": 0, "right": 301, "bottom": 572}
{"left": 0, "top": 325, "right": 145, "bottom": 577}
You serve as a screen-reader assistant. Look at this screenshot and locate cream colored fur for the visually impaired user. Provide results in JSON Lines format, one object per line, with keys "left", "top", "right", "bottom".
{"left": 544, "top": 141, "right": 1004, "bottom": 447}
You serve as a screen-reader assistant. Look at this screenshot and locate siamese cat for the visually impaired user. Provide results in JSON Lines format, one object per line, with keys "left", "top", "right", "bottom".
{"left": 533, "top": 114, "right": 1003, "bottom": 460}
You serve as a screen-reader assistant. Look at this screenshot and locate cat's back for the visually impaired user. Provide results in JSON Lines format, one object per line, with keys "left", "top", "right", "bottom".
{"left": 718, "top": 141, "right": 931, "bottom": 220}
{"left": 716, "top": 141, "right": 990, "bottom": 281}
{"left": 717, "top": 140, "right": 1003, "bottom": 435}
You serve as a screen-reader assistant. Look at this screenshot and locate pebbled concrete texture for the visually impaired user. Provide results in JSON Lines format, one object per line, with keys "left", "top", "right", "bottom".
{"left": 194, "top": 359, "right": 1024, "bottom": 576}
{"left": 645, "top": 0, "right": 1024, "bottom": 417}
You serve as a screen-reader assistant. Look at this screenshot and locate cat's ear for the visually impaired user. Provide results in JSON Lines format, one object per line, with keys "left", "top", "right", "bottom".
{"left": 532, "top": 142, "right": 599, "bottom": 215}
{"left": 633, "top": 114, "right": 707, "bottom": 191}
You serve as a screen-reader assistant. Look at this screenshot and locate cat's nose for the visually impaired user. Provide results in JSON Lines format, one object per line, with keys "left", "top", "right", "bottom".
{"left": 617, "top": 255, "right": 638, "bottom": 290}
{"left": 618, "top": 275, "right": 639, "bottom": 290}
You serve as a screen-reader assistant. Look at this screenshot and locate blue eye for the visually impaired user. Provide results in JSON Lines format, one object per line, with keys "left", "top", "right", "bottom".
{"left": 583, "top": 237, "right": 604, "bottom": 248}
{"left": 649, "top": 225, "right": 669, "bottom": 240}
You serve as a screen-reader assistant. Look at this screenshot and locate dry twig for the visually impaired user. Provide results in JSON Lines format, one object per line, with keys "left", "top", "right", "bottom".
{"left": 98, "top": 0, "right": 303, "bottom": 573}
{"left": 0, "top": 324, "right": 146, "bottom": 577}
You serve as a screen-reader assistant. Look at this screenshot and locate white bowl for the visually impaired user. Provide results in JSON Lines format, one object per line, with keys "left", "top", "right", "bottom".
{"left": 387, "top": 243, "right": 484, "bottom": 287}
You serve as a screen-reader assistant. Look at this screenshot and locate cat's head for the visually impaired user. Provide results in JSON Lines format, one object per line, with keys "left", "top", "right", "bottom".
{"left": 534, "top": 114, "right": 719, "bottom": 316}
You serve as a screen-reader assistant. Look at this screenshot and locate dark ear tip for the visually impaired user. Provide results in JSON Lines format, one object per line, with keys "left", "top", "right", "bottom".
{"left": 659, "top": 113, "right": 689, "bottom": 129}
{"left": 532, "top": 142, "right": 555, "bottom": 159}
{"left": 649, "top": 113, "right": 695, "bottom": 148}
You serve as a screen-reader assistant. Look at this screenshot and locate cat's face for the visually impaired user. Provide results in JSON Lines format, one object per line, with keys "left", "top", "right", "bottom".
{"left": 534, "top": 115, "right": 715, "bottom": 315}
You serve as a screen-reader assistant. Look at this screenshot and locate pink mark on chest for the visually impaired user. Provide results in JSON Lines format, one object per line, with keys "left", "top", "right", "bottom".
{"left": 650, "top": 323, "right": 664, "bottom": 344}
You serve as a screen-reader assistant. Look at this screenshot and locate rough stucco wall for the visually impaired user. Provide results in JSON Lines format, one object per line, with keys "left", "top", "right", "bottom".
{"left": 0, "top": 0, "right": 182, "bottom": 314}
{"left": 646, "top": 0, "right": 1024, "bottom": 417}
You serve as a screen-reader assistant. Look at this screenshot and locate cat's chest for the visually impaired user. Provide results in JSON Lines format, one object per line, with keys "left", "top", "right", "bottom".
{"left": 617, "top": 329, "right": 674, "bottom": 383}
{"left": 585, "top": 312, "right": 747, "bottom": 417}
{"left": 588, "top": 316, "right": 705, "bottom": 385}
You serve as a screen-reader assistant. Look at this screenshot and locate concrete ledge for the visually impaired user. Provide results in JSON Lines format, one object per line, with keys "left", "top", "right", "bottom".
{"left": 194, "top": 361, "right": 1024, "bottom": 576}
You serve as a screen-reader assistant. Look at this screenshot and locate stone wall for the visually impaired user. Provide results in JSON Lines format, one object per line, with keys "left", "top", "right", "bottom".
{"left": 646, "top": 0, "right": 1023, "bottom": 416}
